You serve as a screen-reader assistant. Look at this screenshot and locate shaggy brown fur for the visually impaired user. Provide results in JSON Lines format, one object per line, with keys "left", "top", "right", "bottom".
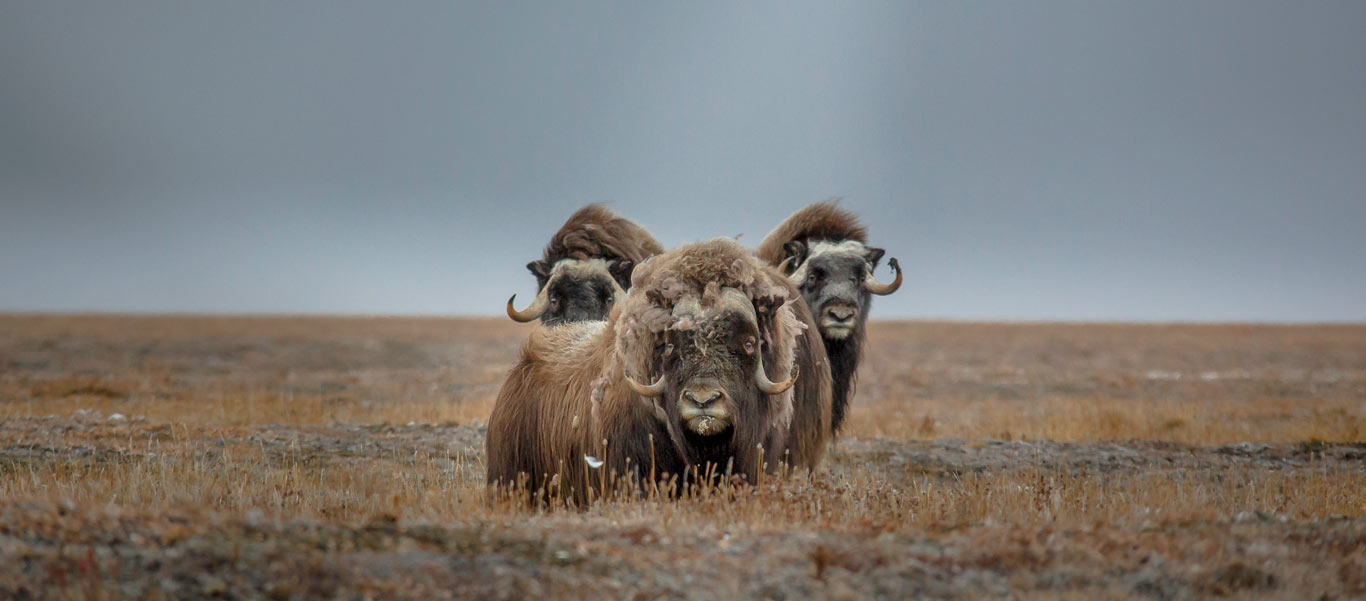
{"left": 487, "top": 239, "right": 832, "bottom": 504}
{"left": 538, "top": 204, "right": 663, "bottom": 283}
{"left": 755, "top": 201, "right": 868, "bottom": 265}
{"left": 625, "top": 239, "right": 834, "bottom": 472}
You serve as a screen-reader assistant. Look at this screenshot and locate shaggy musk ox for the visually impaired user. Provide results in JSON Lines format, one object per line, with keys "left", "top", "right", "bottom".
{"left": 507, "top": 204, "right": 664, "bottom": 326}
{"left": 487, "top": 239, "right": 833, "bottom": 503}
{"left": 756, "top": 202, "right": 902, "bottom": 435}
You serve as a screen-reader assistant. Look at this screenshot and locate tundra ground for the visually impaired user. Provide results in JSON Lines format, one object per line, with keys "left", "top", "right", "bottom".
{"left": 1, "top": 316, "right": 1364, "bottom": 600}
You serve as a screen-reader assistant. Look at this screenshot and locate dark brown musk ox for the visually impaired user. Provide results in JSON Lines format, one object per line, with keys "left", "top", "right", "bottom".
{"left": 486, "top": 238, "right": 833, "bottom": 503}
{"left": 756, "top": 202, "right": 903, "bottom": 435}
{"left": 507, "top": 204, "right": 664, "bottom": 326}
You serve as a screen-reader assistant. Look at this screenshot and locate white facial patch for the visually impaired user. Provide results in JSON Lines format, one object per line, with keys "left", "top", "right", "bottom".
{"left": 547, "top": 258, "right": 625, "bottom": 301}
{"left": 789, "top": 240, "right": 871, "bottom": 283}
{"left": 551, "top": 258, "right": 614, "bottom": 280}
{"left": 806, "top": 240, "right": 868, "bottom": 260}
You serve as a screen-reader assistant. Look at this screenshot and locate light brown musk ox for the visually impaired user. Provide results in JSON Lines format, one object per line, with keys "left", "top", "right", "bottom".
{"left": 756, "top": 202, "right": 902, "bottom": 435}
{"left": 507, "top": 204, "right": 664, "bottom": 326}
{"left": 486, "top": 238, "right": 833, "bottom": 504}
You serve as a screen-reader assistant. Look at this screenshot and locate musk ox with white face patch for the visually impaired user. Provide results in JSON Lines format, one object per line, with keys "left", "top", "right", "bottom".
{"left": 756, "top": 202, "right": 902, "bottom": 435}
{"left": 507, "top": 204, "right": 663, "bottom": 326}
{"left": 486, "top": 239, "right": 833, "bottom": 503}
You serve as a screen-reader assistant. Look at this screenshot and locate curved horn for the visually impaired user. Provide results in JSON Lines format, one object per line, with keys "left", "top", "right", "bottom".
{"left": 505, "top": 287, "right": 551, "bottom": 322}
{"left": 754, "top": 355, "right": 798, "bottom": 395}
{"left": 863, "top": 257, "right": 903, "bottom": 296}
{"left": 777, "top": 255, "right": 796, "bottom": 275}
{"left": 625, "top": 372, "right": 667, "bottom": 398}
{"left": 784, "top": 258, "right": 808, "bottom": 286}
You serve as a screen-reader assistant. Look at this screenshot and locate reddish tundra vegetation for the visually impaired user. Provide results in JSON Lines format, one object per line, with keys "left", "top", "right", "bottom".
{"left": 1, "top": 315, "right": 1364, "bottom": 600}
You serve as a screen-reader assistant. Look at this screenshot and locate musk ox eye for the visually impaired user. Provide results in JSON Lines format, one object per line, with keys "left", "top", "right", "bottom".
{"left": 742, "top": 337, "right": 756, "bottom": 354}
{"left": 664, "top": 342, "right": 675, "bottom": 355}
{"left": 805, "top": 273, "right": 818, "bottom": 285}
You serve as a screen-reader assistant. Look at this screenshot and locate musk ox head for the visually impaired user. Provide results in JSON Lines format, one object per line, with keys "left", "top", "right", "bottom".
{"left": 610, "top": 239, "right": 805, "bottom": 463}
{"left": 507, "top": 258, "right": 633, "bottom": 326}
{"left": 778, "top": 239, "right": 902, "bottom": 341}
{"left": 508, "top": 205, "right": 662, "bottom": 326}
{"left": 625, "top": 288, "right": 796, "bottom": 438}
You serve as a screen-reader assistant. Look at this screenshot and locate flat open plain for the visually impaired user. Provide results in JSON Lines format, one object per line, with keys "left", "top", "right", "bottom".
{"left": 1, "top": 315, "right": 1364, "bottom": 600}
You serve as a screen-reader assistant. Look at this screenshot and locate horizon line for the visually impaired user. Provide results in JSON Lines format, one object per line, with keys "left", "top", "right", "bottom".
{"left": 1, "top": 311, "right": 1362, "bottom": 328}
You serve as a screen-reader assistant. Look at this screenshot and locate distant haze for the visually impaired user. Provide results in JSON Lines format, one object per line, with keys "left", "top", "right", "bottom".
{"left": 2, "top": 2, "right": 1363, "bottom": 321}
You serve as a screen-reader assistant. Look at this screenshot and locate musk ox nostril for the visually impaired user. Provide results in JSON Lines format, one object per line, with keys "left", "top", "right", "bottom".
{"left": 683, "top": 389, "right": 722, "bottom": 407}
{"left": 824, "top": 306, "right": 856, "bottom": 322}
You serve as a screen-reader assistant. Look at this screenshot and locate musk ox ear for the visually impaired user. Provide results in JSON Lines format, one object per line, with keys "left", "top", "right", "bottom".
{"left": 781, "top": 241, "right": 807, "bottom": 275}
{"left": 864, "top": 246, "right": 886, "bottom": 268}
{"left": 750, "top": 291, "right": 789, "bottom": 346}
{"left": 630, "top": 255, "right": 657, "bottom": 289}
{"left": 751, "top": 292, "right": 787, "bottom": 321}
{"left": 608, "top": 259, "right": 634, "bottom": 289}
{"left": 645, "top": 288, "right": 666, "bottom": 308}
{"left": 526, "top": 260, "right": 551, "bottom": 282}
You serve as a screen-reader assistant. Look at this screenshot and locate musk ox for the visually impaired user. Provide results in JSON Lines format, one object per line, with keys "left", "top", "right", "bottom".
{"left": 756, "top": 202, "right": 902, "bottom": 435}
{"left": 507, "top": 204, "right": 664, "bottom": 326}
{"left": 487, "top": 238, "right": 833, "bottom": 503}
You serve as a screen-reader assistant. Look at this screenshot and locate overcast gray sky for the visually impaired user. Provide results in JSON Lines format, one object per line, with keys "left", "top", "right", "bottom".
{"left": 2, "top": 2, "right": 1363, "bottom": 321}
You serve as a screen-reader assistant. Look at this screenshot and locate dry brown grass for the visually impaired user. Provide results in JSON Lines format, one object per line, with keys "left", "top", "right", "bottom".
{"left": 1, "top": 388, "right": 498, "bottom": 427}
{"left": 10, "top": 380, "right": 1363, "bottom": 446}
{"left": 6, "top": 317, "right": 1362, "bottom": 444}
{"left": 2, "top": 315, "right": 1364, "bottom": 599}
{"left": 847, "top": 321, "right": 1366, "bottom": 444}
{"left": 843, "top": 395, "right": 1365, "bottom": 445}
{"left": 5, "top": 417, "right": 1363, "bottom": 532}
